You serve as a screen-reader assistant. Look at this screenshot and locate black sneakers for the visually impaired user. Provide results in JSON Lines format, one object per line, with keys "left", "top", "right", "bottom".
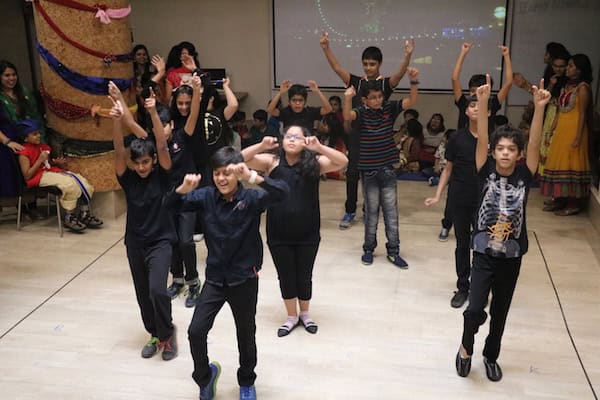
{"left": 185, "top": 284, "right": 200, "bottom": 308}
{"left": 167, "top": 282, "right": 185, "bottom": 299}
{"left": 451, "top": 290, "right": 469, "bottom": 308}
{"left": 484, "top": 358, "right": 503, "bottom": 381}
{"left": 455, "top": 351, "right": 471, "bottom": 377}
{"left": 141, "top": 336, "right": 159, "bottom": 358}
{"left": 160, "top": 325, "right": 178, "bottom": 361}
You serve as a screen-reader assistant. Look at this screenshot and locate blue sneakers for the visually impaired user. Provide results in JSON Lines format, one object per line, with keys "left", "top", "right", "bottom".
{"left": 387, "top": 254, "right": 408, "bottom": 269}
{"left": 240, "top": 385, "right": 257, "bottom": 400}
{"left": 199, "top": 362, "right": 221, "bottom": 400}
{"left": 361, "top": 251, "right": 374, "bottom": 265}
{"left": 339, "top": 213, "right": 356, "bottom": 230}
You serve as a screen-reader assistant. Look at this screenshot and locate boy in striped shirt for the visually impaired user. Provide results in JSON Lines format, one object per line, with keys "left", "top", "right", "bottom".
{"left": 343, "top": 69, "right": 419, "bottom": 267}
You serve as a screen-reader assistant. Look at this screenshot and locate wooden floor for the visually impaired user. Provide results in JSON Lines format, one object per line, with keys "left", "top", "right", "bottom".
{"left": 0, "top": 180, "right": 598, "bottom": 400}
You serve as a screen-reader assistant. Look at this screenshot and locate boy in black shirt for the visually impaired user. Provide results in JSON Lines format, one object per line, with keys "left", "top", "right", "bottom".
{"left": 455, "top": 76, "right": 550, "bottom": 382}
{"left": 267, "top": 80, "right": 332, "bottom": 133}
{"left": 451, "top": 42, "right": 513, "bottom": 131}
{"left": 109, "top": 84, "right": 178, "bottom": 361}
{"left": 425, "top": 97, "right": 484, "bottom": 308}
{"left": 170, "top": 147, "right": 288, "bottom": 400}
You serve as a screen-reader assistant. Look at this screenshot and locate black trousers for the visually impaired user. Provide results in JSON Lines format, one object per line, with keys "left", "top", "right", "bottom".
{"left": 171, "top": 209, "right": 199, "bottom": 283}
{"left": 441, "top": 191, "right": 453, "bottom": 230}
{"left": 448, "top": 184, "right": 478, "bottom": 293}
{"left": 462, "top": 253, "right": 522, "bottom": 362}
{"left": 344, "top": 137, "right": 360, "bottom": 214}
{"left": 189, "top": 278, "right": 258, "bottom": 388}
{"left": 269, "top": 243, "right": 319, "bottom": 300}
{"left": 126, "top": 240, "right": 174, "bottom": 341}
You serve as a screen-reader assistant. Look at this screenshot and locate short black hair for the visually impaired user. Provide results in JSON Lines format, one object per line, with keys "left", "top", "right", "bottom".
{"left": 406, "top": 119, "right": 424, "bottom": 141}
{"left": 232, "top": 111, "right": 246, "bottom": 122}
{"left": 359, "top": 80, "right": 384, "bottom": 98}
{"left": 362, "top": 46, "right": 382, "bottom": 63}
{"left": 329, "top": 95, "right": 341, "bottom": 104}
{"left": 130, "top": 138, "right": 156, "bottom": 161}
{"left": 288, "top": 84, "right": 307, "bottom": 101}
{"left": 468, "top": 74, "right": 494, "bottom": 89}
{"left": 404, "top": 109, "right": 419, "bottom": 119}
{"left": 253, "top": 109, "right": 267, "bottom": 121}
{"left": 490, "top": 125, "right": 525, "bottom": 152}
{"left": 494, "top": 114, "right": 509, "bottom": 127}
{"left": 210, "top": 146, "right": 243, "bottom": 169}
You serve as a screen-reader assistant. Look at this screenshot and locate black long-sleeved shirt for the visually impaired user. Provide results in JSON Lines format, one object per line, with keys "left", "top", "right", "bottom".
{"left": 168, "top": 177, "right": 289, "bottom": 286}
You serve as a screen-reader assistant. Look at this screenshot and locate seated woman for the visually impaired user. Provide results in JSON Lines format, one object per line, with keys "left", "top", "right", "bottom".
{"left": 418, "top": 113, "right": 445, "bottom": 170}
{"left": 16, "top": 119, "right": 102, "bottom": 232}
{"left": 396, "top": 118, "right": 423, "bottom": 173}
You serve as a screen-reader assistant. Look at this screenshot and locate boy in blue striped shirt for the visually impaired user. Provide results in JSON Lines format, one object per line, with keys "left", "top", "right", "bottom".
{"left": 343, "top": 69, "right": 419, "bottom": 267}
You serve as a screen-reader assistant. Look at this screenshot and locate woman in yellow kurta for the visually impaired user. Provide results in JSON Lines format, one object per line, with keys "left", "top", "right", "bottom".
{"left": 540, "top": 54, "right": 594, "bottom": 216}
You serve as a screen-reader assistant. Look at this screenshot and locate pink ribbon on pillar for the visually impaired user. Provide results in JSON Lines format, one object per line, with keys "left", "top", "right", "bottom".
{"left": 94, "top": 4, "right": 131, "bottom": 24}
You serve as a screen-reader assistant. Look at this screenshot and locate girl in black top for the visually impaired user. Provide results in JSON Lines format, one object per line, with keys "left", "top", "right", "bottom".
{"left": 242, "top": 125, "right": 347, "bottom": 337}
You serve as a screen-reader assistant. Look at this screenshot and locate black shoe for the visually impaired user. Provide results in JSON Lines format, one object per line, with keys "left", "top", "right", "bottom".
{"left": 185, "top": 284, "right": 200, "bottom": 308}
{"left": 438, "top": 228, "right": 449, "bottom": 241}
{"left": 141, "top": 336, "right": 159, "bottom": 358}
{"left": 79, "top": 210, "right": 103, "bottom": 228}
{"left": 483, "top": 358, "right": 503, "bottom": 381}
{"left": 166, "top": 282, "right": 185, "bottom": 299}
{"left": 160, "top": 325, "right": 178, "bottom": 361}
{"left": 451, "top": 290, "right": 469, "bottom": 308}
{"left": 63, "top": 213, "right": 87, "bottom": 232}
{"left": 455, "top": 351, "right": 471, "bottom": 377}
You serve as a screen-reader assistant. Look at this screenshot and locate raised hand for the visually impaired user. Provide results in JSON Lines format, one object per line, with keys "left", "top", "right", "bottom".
{"left": 108, "top": 80, "right": 123, "bottom": 101}
{"left": 151, "top": 55, "right": 165, "bottom": 74}
{"left": 144, "top": 87, "right": 157, "bottom": 110}
{"left": 178, "top": 173, "right": 202, "bottom": 194}
{"left": 304, "top": 135, "right": 321, "bottom": 151}
{"left": 532, "top": 79, "right": 551, "bottom": 108}
{"left": 108, "top": 95, "right": 124, "bottom": 119}
{"left": 222, "top": 77, "right": 231, "bottom": 88}
{"left": 476, "top": 74, "right": 491, "bottom": 101}
{"left": 319, "top": 31, "right": 329, "bottom": 49}
{"left": 260, "top": 135, "right": 279, "bottom": 151}
{"left": 307, "top": 80, "right": 318, "bottom": 91}
{"left": 226, "top": 162, "right": 251, "bottom": 181}
{"left": 461, "top": 42, "right": 473, "bottom": 54}
{"left": 344, "top": 86, "right": 356, "bottom": 97}
{"left": 181, "top": 53, "right": 197, "bottom": 72}
{"left": 407, "top": 67, "right": 419, "bottom": 81}
{"left": 498, "top": 45, "right": 509, "bottom": 56}
{"left": 192, "top": 74, "right": 203, "bottom": 94}
{"left": 280, "top": 80, "right": 291, "bottom": 94}
{"left": 405, "top": 38, "right": 415, "bottom": 55}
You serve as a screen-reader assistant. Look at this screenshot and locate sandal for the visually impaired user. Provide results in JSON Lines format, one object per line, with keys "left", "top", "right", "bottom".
{"left": 299, "top": 315, "right": 318, "bottom": 334}
{"left": 277, "top": 317, "right": 298, "bottom": 337}
{"left": 554, "top": 207, "right": 580, "bottom": 216}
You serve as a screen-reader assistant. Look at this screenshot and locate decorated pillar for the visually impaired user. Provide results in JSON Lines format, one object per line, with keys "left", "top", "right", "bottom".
{"left": 32, "top": 0, "right": 133, "bottom": 191}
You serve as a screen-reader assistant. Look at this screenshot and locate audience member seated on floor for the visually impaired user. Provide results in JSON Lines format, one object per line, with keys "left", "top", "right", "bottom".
{"left": 423, "top": 129, "right": 455, "bottom": 186}
{"left": 15, "top": 119, "right": 103, "bottom": 232}
{"left": 395, "top": 118, "right": 423, "bottom": 173}
{"left": 243, "top": 109, "right": 278, "bottom": 149}
{"left": 419, "top": 113, "right": 446, "bottom": 170}
{"left": 393, "top": 108, "right": 419, "bottom": 146}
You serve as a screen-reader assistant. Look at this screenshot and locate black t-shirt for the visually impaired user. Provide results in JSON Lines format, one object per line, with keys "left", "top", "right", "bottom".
{"left": 204, "top": 108, "right": 232, "bottom": 157}
{"left": 266, "top": 155, "right": 320, "bottom": 246}
{"left": 445, "top": 128, "right": 479, "bottom": 203}
{"left": 117, "top": 167, "right": 176, "bottom": 248}
{"left": 455, "top": 94, "right": 501, "bottom": 132}
{"left": 168, "top": 127, "right": 197, "bottom": 188}
{"left": 472, "top": 158, "right": 533, "bottom": 258}
{"left": 278, "top": 106, "right": 322, "bottom": 132}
